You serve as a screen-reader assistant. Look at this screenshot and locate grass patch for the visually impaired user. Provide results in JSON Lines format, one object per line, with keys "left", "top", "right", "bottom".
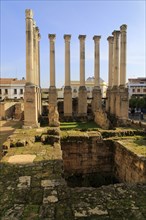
{"left": 119, "top": 136, "right": 146, "bottom": 156}
{"left": 60, "top": 121, "right": 99, "bottom": 131}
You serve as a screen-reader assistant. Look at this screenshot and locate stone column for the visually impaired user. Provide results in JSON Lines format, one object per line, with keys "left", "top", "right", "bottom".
{"left": 64, "top": 35, "right": 72, "bottom": 116}
{"left": 33, "top": 21, "right": 37, "bottom": 85}
{"left": 94, "top": 36, "right": 101, "bottom": 87}
{"left": 48, "top": 34, "right": 57, "bottom": 105}
{"left": 34, "top": 28, "right": 39, "bottom": 88}
{"left": 48, "top": 34, "right": 59, "bottom": 126}
{"left": 38, "top": 33, "right": 41, "bottom": 87}
{"left": 25, "top": 9, "right": 34, "bottom": 84}
{"left": 92, "top": 36, "right": 102, "bottom": 113}
{"left": 120, "top": 24, "right": 127, "bottom": 87}
{"left": 78, "top": 35, "right": 87, "bottom": 116}
{"left": 38, "top": 33, "right": 42, "bottom": 115}
{"left": 106, "top": 36, "right": 114, "bottom": 113}
{"left": 110, "top": 30, "right": 120, "bottom": 116}
{"left": 49, "top": 34, "right": 56, "bottom": 88}
{"left": 24, "top": 9, "right": 39, "bottom": 128}
{"left": 118, "top": 24, "right": 128, "bottom": 124}
{"left": 112, "top": 30, "right": 121, "bottom": 87}
{"left": 107, "top": 36, "right": 114, "bottom": 88}
{"left": 35, "top": 30, "right": 42, "bottom": 115}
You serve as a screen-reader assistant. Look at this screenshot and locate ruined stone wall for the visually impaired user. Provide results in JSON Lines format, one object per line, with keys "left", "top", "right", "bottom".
{"left": 114, "top": 141, "right": 146, "bottom": 183}
{"left": 0, "top": 102, "right": 16, "bottom": 119}
{"left": 61, "top": 133, "right": 146, "bottom": 184}
{"left": 61, "top": 132, "right": 114, "bottom": 175}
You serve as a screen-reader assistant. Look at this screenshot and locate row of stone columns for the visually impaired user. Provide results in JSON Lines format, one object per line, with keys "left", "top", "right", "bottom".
{"left": 48, "top": 34, "right": 102, "bottom": 116}
{"left": 106, "top": 24, "right": 128, "bottom": 123}
{"left": 24, "top": 9, "right": 41, "bottom": 127}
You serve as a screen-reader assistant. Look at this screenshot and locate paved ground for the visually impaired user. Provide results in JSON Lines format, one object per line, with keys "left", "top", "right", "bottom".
{"left": 0, "top": 149, "right": 146, "bottom": 219}
{"left": 0, "top": 120, "right": 146, "bottom": 219}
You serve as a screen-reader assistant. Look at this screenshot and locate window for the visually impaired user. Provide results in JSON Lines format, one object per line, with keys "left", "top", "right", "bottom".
{"left": 143, "top": 89, "right": 146, "bottom": 93}
{"left": 0, "top": 89, "right": 1, "bottom": 94}
{"left": 132, "top": 89, "right": 135, "bottom": 92}
{"left": 137, "top": 89, "right": 140, "bottom": 92}
{"left": 20, "top": 89, "right": 23, "bottom": 94}
{"left": 14, "top": 89, "right": 17, "bottom": 94}
{"left": 5, "top": 89, "right": 8, "bottom": 94}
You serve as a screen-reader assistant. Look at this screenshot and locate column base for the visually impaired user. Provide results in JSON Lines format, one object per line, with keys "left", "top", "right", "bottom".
{"left": 118, "top": 87, "right": 129, "bottom": 120}
{"left": 110, "top": 86, "right": 118, "bottom": 115}
{"left": 24, "top": 84, "right": 39, "bottom": 127}
{"left": 91, "top": 87, "right": 102, "bottom": 114}
{"left": 64, "top": 86, "right": 72, "bottom": 117}
{"left": 49, "top": 86, "right": 57, "bottom": 106}
{"left": 78, "top": 86, "right": 87, "bottom": 116}
{"left": 105, "top": 87, "right": 111, "bottom": 113}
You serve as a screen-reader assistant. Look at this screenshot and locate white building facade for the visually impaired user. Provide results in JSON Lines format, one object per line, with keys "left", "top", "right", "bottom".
{"left": 128, "top": 77, "right": 146, "bottom": 98}
{"left": 71, "top": 77, "right": 107, "bottom": 99}
{"left": 0, "top": 78, "right": 26, "bottom": 101}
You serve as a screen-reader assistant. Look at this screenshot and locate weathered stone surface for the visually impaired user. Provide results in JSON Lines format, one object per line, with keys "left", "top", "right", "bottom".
{"left": 48, "top": 104, "right": 60, "bottom": 127}
{"left": 94, "top": 109, "right": 110, "bottom": 129}
{"left": 8, "top": 155, "right": 36, "bottom": 164}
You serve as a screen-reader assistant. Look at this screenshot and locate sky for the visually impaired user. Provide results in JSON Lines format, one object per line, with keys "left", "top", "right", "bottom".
{"left": 1, "top": 0, "right": 146, "bottom": 88}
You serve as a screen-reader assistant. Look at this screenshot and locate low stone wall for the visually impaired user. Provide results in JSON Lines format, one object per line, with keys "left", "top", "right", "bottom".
{"left": 61, "top": 132, "right": 114, "bottom": 176}
{"left": 114, "top": 141, "right": 146, "bottom": 183}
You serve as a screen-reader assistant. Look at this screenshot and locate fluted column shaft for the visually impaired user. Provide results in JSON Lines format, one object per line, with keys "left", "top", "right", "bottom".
{"left": 107, "top": 36, "right": 114, "bottom": 88}
{"left": 79, "top": 35, "right": 86, "bottom": 87}
{"left": 120, "top": 24, "right": 127, "bottom": 86}
{"left": 48, "top": 34, "right": 56, "bottom": 88}
{"left": 25, "top": 9, "right": 34, "bottom": 84}
{"left": 64, "top": 35, "right": 71, "bottom": 87}
{"left": 93, "top": 36, "right": 101, "bottom": 87}
{"left": 112, "top": 30, "right": 121, "bottom": 87}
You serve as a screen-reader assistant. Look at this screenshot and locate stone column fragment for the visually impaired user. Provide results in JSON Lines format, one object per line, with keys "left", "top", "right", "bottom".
{"left": 120, "top": 24, "right": 127, "bottom": 87}
{"left": 64, "top": 35, "right": 72, "bottom": 116}
{"left": 78, "top": 35, "right": 87, "bottom": 116}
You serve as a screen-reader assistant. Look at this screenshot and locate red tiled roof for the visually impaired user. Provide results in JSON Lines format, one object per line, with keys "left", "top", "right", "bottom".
{"left": 0, "top": 78, "right": 26, "bottom": 85}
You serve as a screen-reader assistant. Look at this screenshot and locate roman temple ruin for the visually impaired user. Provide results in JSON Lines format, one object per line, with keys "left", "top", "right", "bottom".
{"left": 24, "top": 9, "right": 128, "bottom": 127}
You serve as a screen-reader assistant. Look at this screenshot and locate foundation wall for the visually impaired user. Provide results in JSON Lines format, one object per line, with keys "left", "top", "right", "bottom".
{"left": 114, "top": 141, "right": 146, "bottom": 183}
{"left": 61, "top": 134, "right": 146, "bottom": 184}
{"left": 61, "top": 133, "right": 113, "bottom": 175}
